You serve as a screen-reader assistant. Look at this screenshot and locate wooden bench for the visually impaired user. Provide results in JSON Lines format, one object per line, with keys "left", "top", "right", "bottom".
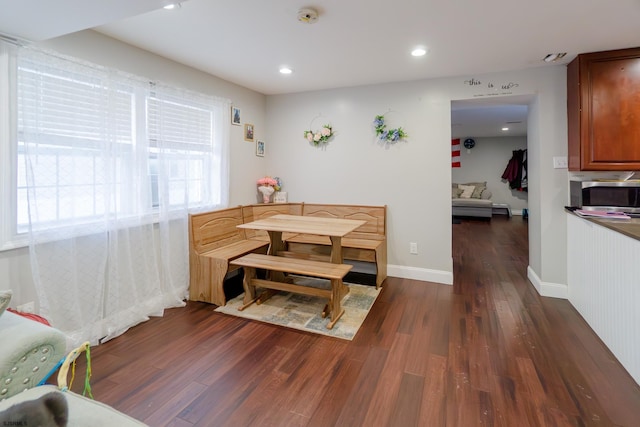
{"left": 286, "top": 204, "right": 387, "bottom": 288}
{"left": 188, "top": 207, "right": 269, "bottom": 306}
{"left": 230, "top": 253, "right": 352, "bottom": 329}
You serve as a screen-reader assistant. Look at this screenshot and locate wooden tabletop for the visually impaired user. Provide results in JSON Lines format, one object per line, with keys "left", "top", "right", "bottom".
{"left": 237, "top": 214, "right": 366, "bottom": 237}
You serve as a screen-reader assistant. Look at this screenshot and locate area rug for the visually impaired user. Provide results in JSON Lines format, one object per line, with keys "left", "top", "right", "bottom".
{"left": 214, "top": 276, "right": 380, "bottom": 340}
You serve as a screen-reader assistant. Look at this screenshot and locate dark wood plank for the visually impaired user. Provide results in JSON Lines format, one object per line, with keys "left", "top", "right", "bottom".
{"left": 63, "top": 216, "right": 640, "bottom": 426}
{"left": 388, "top": 372, "right": 424, "bottom": 427}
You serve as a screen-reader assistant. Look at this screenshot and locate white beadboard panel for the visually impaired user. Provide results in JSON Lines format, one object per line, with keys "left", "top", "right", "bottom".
{"left": 567, "top": 214, "right": 640, "bottom": 385}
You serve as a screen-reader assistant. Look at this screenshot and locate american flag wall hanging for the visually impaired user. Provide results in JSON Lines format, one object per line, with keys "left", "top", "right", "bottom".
{"left": 452, "top": 139, "right": 461, "bottom": 168}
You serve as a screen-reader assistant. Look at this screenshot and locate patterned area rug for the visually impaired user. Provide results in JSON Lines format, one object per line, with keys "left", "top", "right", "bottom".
{"left": 215, "top": 277, "right": 380, "bottom": 340}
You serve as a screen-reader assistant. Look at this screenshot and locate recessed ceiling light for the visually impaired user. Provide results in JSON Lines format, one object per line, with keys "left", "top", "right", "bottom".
{"left": 411, "top": 47, "right": 427, "bottom": 57}
{"left": 163, "top": 4, "right": 179, "bottom": 10}
{"left": 502, "top": 127, "right": 509, "bottom": 131}
{"left": 279, "top": 67, "right": 293, "bottom": 75}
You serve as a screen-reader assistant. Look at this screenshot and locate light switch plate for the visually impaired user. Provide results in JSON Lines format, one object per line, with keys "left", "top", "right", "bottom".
{"left": 553, "top": 156, "right": 568, "bottom": 169}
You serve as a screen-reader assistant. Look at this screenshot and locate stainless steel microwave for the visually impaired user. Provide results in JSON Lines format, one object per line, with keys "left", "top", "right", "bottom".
{"left": 570, "top": 180, "right": 640, "bottom": 213}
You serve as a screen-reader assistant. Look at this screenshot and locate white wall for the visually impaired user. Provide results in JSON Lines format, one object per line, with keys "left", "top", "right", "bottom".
{"left": 1, "top": 31, "right": 570, "bottom": 309}
{"left": 452, "top": 136, "right": 528, "bottom": 214}
{"left": 267, "top": 66, "right": 569, "bottom": 289}
{"left": 267, "top": 81, "right": 454, "bottom": 282}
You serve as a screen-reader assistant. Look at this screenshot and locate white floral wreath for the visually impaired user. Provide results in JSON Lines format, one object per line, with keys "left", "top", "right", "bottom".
{"left": 304, "top": 114, "right": 335, "bottom": 146}
{"left": 304, "top": 124, "right": 334, "bottom": 146}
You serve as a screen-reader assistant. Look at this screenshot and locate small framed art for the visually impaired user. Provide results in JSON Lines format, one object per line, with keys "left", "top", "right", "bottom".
{"left": 256, "top": 140, "right": 265, "bottom": 157}
{"left": 231, "top": 106, "right": 241, "bottom": 125}
{"left": 244, "top": 123, "right": 254, "bottom": 142}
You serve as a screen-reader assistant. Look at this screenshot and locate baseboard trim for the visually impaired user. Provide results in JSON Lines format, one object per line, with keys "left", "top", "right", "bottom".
{"left": 387, "top": 265, "right": 453, "bottom": 285}
{"left": 527, "top": 266, "right": 567, "bottom": 299}
{"left": 385, "top": 264, "right": 566, "bottom": 295}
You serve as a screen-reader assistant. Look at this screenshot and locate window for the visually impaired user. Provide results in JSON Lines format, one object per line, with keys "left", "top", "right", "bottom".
{"left": 1, "top": 44, "right": 230, "bottom": 247}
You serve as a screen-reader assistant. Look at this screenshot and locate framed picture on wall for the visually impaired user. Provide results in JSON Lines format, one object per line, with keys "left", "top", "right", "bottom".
{"left": 231, "top": 106, "right": 241, "bottom": 125}
{"left": 256, "top": 140, "right": 265, "bottom": 157}
{"left": 244, "top": 123, "right": 254, "bottom": 142}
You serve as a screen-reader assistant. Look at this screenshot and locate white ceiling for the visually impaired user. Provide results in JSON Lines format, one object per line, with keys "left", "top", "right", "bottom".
{"left": 0, "top": 0, "right": 174, "bottom": 42}
{"left": 2, "top": 0, "right": 640, "bottom": 137}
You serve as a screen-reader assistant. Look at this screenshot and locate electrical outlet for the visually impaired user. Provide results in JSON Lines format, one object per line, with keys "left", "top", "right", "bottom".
{"left": 410, "top": 242, "right": 418, "bottom": 254}
{"left": 17, "top": 301, "right": 35, "bottom": 313}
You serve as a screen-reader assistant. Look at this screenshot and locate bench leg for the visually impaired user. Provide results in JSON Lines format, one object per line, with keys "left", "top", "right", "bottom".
{"left": 239, "top": 267, "right": 258, "bottom": 311}
{"left": 211, "top": 259, "right": 230, "bottom": 306}
{"left": 326, "top": 278, "right": 345, "bottom": 330}
{"left": 375, "top": 246, "right": 387, "bottom": 289}
{"left": 256, "top": 289, "right": 277, "bottom": 305}
{"left": 190, "top": 257, "right": 229, "bottom": 306}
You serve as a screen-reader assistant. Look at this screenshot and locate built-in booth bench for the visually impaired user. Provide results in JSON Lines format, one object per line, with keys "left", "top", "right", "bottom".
{"left": 188, "top": 206, "right": 268, "bottom": 307}
{"left": 285, "top": 203, "right": 387, "bottom": 289}
{"left": 188, "top": 202, "right": 387, "bottom": 306}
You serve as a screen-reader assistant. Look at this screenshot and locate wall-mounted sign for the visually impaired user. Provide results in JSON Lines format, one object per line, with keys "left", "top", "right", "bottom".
{"left": 463, "top": 78, "right": 520, "bottom": 97}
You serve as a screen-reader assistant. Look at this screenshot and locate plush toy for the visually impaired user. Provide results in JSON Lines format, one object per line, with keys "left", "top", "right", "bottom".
{"left": 0, "top": 391, "right": 68, "bottom": 427}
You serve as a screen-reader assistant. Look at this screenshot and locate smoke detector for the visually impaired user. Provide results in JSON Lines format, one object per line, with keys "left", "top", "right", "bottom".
{"left": 297, "top": 8, "right": 319, "bottom": 24}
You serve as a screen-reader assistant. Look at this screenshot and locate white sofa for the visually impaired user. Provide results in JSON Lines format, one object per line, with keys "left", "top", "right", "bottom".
{"left": 452, "top": 181, "right": 493, "bottom": 219}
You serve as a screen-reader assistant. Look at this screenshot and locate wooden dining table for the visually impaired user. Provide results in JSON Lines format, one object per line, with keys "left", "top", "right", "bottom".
{"left": 237, "top": 214, "right": 366, "bottom": 305}
{"left": 237, "top": 214, "right": 366, "bottom": 264}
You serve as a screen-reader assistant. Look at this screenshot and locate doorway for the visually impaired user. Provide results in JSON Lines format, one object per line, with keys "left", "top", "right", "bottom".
{"left": 450, "top": 95, "right": 532, "bottom": 286}
{"left": 451, "top": 95, "right": 531, "bottom": 220}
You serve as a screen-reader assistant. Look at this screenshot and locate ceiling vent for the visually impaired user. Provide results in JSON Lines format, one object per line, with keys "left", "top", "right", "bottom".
{"left": 297, "top": 8, "right": 319, "bottom": 24}
{"left": 543, "top": 53, "right": 567, "bottom": 62}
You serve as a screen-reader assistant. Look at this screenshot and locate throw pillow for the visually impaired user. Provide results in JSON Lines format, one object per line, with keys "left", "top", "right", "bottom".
{"left": 452, "top": 187, "right": 463, "bottom": 198}
{"left": 0, "top": 289, "right": 12, "bottom": 318}
{"left": 460, "top": 181, "right": 487, "bottom": 199}
{"left": 471, "top": 185, "right": 487, "bottom": 199}
{"left": 463, "top": 181, "right": 487, "bottom": 188}
{"left": 458, "top": 184, "right": 475, "bottom": 199}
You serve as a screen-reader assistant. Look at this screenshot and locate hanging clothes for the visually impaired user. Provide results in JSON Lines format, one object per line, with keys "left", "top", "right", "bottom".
{"left": 520, "top": 150, "right": 528, "bottom": 191}
{"left": 502, "top": 149, "right": 528, "bottom": 191}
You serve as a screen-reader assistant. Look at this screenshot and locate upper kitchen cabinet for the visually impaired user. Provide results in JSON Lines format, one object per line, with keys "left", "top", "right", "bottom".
{"left": 568, "top": 47, "right": 640, "bottom": 171}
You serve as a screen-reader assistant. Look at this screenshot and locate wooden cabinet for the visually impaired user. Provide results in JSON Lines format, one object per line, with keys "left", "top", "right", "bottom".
{"left": 567, "top": 47, "right": 640, "bottom": 171}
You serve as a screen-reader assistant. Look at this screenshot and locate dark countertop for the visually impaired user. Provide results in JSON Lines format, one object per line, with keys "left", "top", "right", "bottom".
{"left": 566, "top": 209, "right": 640, "bottom": 241}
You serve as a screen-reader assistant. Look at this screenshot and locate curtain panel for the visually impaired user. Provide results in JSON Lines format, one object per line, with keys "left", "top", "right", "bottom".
{"left": 14, "top": 45, "right": 230, "bottom": 346}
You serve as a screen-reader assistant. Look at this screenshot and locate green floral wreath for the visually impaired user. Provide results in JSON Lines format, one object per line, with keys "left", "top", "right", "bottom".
{"left": 373, "top": 115, "right": 407, "bottom": 143}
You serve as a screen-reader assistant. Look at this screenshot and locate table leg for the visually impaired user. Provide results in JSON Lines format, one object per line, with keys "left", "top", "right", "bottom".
{"left": 329, "top": 236, "right": 343, "bottom": 264}
{"left": 268, "top": 230, "right": 285, "bottom": 255}
{"left": 267, "top": 230, "right": 286, "bottom": 282}
{"left": 330, "top": 236, "right": 349, "bottom": 298}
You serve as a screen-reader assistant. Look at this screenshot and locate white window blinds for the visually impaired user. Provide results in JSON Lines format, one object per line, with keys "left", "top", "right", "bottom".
{"left": 12, "top": 48, "right": 229, "bottom": 235}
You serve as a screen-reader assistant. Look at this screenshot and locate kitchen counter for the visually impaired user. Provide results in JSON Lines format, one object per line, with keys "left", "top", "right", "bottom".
{"left": 566, "top": 212, "right": 640, "bottom": 385}
{"left": 565, "top": 209, "right": 640, "bottom": 241}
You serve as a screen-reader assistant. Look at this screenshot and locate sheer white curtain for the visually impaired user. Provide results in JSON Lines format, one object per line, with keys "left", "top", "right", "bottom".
{"left": 17, "top": 47, "right": 230, "bottom": 346}
{"left": 0, "top": 42, "right": 18, "bottom": 249}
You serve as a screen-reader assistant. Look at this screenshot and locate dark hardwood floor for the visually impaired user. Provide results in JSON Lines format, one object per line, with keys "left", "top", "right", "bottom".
{"left": 68, "top": 217, "right": 640, "bottom": 426}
